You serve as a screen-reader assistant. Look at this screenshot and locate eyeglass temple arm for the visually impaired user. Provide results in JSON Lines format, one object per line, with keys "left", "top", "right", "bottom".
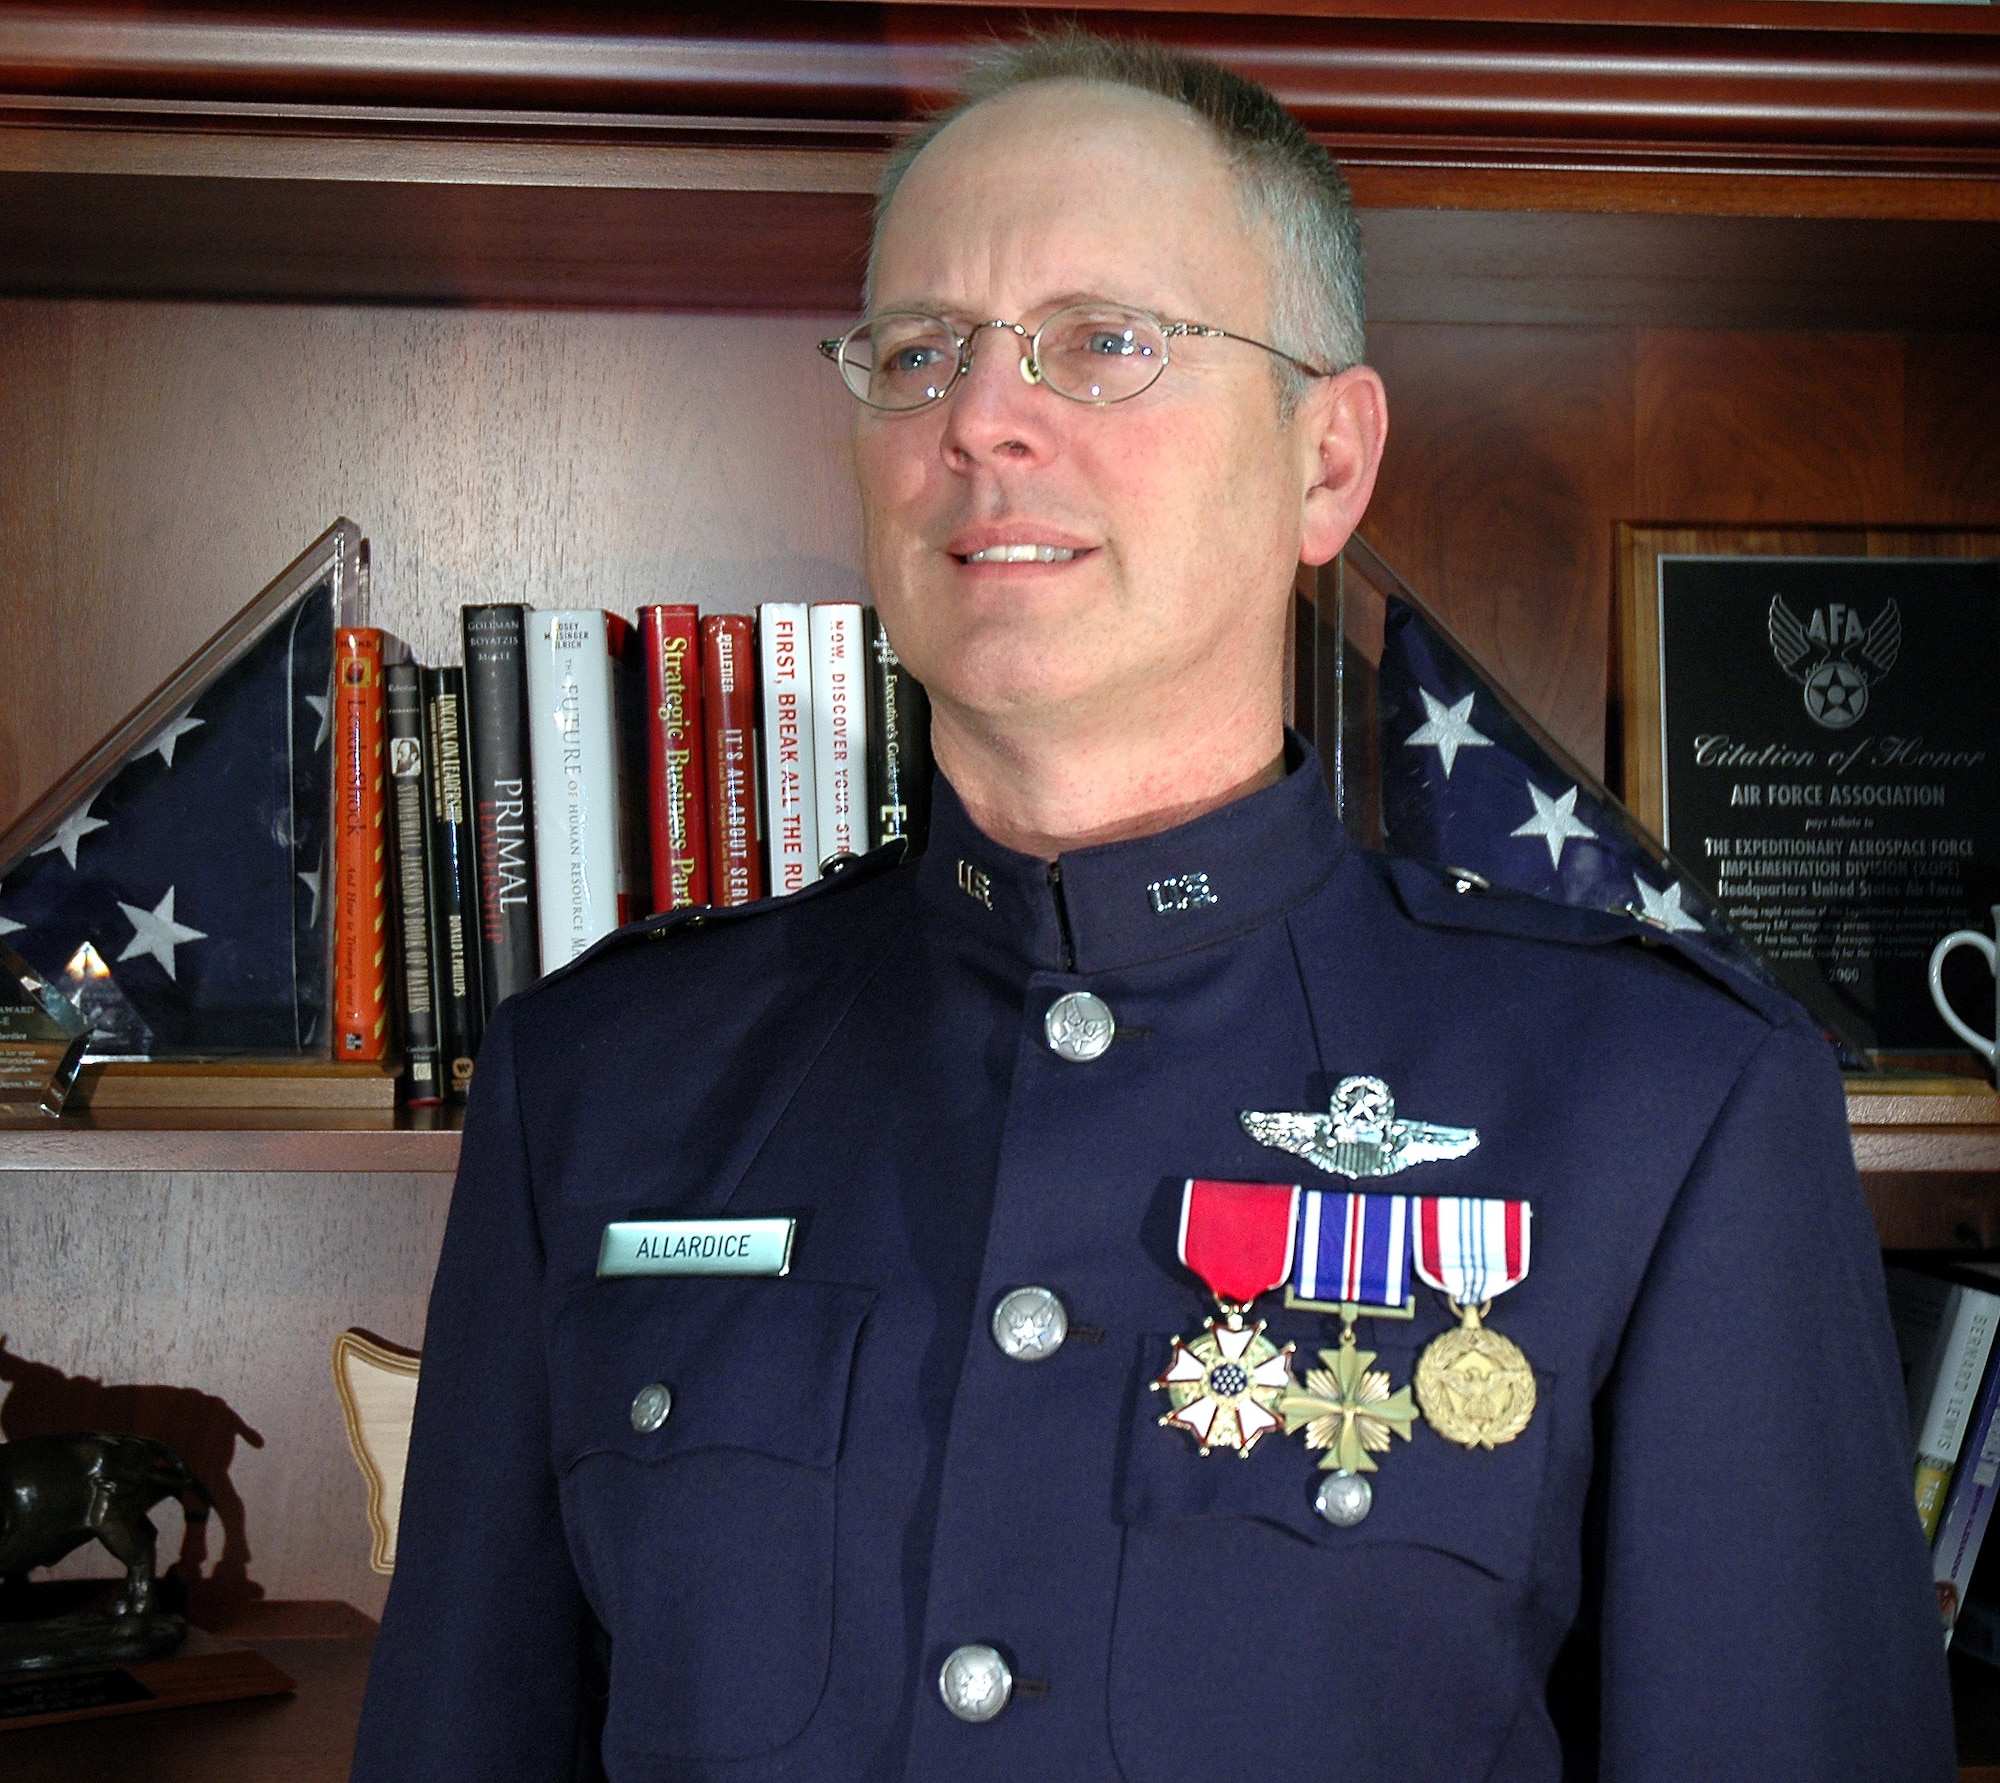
{"left": 1162, "top": 322, "right": 1336, "bottom": 381}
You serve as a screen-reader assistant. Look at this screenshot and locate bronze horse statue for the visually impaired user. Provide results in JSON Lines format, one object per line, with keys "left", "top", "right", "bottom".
{"left": 1, "top": 1433, "right": 213, "bottom": 1621}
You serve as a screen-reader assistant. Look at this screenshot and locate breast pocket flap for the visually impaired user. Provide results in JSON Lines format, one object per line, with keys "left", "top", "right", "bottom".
{"left": 549, "top": 1276, "right": 875, "bottom": 1474}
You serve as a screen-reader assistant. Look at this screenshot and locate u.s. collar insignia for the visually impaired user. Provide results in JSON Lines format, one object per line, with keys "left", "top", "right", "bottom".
{"left": 1240, "top": 1075, "right": 1477, "bottom": 1180}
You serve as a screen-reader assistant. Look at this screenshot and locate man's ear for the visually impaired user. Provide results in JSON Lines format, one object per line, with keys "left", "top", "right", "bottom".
{"left": 1299, "top": 366, "right": 1388, "bottom": 568}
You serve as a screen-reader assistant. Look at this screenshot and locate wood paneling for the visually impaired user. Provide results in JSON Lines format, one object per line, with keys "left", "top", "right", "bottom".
{"left": 1633, "top": 329, "right": 1907, "bottom": 524}
{"left": 0, "top": 303, "right": 865, "bottom": 834}
{"left": 1907, "top": 333, "right": 2000, "bottom": 526}
{"left": 0, "top": 1171, "right": 451, "bottom": 1621}
{"left": 1362, "top": 323, "right": 1633, "bottom": 773}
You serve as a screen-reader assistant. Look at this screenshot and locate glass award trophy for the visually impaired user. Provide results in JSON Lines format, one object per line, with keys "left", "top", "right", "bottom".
{"left": 0, "top": 937, "right": 92, "bottom": 1116}
{"left": 1302, "top": 537, "right": 1870, "bottom": 1066}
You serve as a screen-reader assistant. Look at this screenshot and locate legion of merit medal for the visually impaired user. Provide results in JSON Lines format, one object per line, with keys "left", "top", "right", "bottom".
{"left": 1411, "top": 1196, "right": 1537, "bottom": 1449}
{"left": 1153, "top": 1180, "right": 1300, "bottom": 1458}
{"left": 1278, "top": 1188, "right": 1419, "bottom": 1524}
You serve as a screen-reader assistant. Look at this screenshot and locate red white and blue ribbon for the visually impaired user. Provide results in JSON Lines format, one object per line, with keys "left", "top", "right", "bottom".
{"left": 1292, "top": 1190, "right": 1411, "bottom": 1309}
{"left": 1178, "top": 1179, "right": 1300, "bottom": 1306}
{"left": 1412, "top": 1197, "right": 1531, "bottom": 1306}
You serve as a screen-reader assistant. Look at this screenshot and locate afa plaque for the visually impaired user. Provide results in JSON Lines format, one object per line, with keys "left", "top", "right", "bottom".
{"left": 1620, "top": 527, "right": 2000, "bottom": 1055}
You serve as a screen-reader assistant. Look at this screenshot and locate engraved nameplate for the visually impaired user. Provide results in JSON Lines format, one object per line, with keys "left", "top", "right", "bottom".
{"left": 596, "top": 1217, "right": 796, "bottom": 1278}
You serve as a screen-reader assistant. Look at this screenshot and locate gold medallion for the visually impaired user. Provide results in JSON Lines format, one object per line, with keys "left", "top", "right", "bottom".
{"left": 1153, "top": 1312, "right": 1297, "bottom": 1457}
{"left": 1413, "top": 1300, "right": 1535, "bottom": 1449}
{"left": 1279, "top": 1327, "right": 1418, "bottom": 1474}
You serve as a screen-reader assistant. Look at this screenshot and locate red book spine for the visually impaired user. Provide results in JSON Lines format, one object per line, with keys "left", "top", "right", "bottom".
{"left": 641, "top": 605, "right": 710, "bottom": 910}
{"left": 333, "top": 628, "right": 389, "bottom": 1060}
{"left": 701, "top": 613, "right": 763, "bottom": 905}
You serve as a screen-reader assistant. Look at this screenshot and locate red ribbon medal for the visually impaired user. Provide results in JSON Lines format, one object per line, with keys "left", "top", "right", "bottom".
{"left": 1176, "top": 1179, "right": 1300, "bottom": 1307}
{"left": 1153, "top": 1180, "right": 1301, "bottom": 1457}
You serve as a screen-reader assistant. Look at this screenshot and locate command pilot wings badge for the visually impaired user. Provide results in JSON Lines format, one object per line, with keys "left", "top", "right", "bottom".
{"left": 1241, "top": 1075, "right": 1478, "bottom": 1180}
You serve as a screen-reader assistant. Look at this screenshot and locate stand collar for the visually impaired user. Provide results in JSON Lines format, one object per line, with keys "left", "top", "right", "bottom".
{"left": 915, "top": 732, "right": 1345, "bottom": 975}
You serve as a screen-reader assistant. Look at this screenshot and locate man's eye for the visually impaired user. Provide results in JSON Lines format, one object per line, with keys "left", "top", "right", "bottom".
{"left": 887, "top": 344, "right": 948, "bottom": 374}
{"left": 1082, "top": 330, "right": 1140, "bottom": 358}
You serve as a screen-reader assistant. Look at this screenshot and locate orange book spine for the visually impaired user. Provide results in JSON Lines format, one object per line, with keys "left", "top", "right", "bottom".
{"left": 334, "top": 628, "right": 389, "bottom": 1060}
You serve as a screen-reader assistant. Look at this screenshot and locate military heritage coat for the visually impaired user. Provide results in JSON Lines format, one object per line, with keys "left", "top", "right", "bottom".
{"left": 354, "top": 742, "right": 1954, "bottom": 1782}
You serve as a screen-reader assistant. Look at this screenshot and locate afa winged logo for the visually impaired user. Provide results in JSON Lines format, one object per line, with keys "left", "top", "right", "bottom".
{"left": 1768, "top": 594, "right": 1901, "bottom": 731}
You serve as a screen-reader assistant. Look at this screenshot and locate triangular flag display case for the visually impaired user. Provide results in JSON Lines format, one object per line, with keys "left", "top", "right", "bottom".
{"left": 0, "top": 523, "right": 357, "bottom": 1059}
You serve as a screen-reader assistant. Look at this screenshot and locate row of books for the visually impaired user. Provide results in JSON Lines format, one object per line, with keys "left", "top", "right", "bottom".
{"left": 330, "top": 601, "right": 930, "bottom": 1103}
{"left": 1887, "top": 1260, "right": 2000, "bottom": 1650}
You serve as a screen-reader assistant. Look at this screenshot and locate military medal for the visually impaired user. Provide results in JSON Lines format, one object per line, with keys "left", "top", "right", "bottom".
{"left": 1153, "top": 1180, "right": 1299, "bottom": 1457}
{"left": 1411, "top": 1196, "right": 1537, "bottom": 1449}
{"left": 1278, "top": 1189, "right": 1419, "bottom": 1524}
{"left": 1241, "top": 1075, "right": 1478, "bottom": 1180}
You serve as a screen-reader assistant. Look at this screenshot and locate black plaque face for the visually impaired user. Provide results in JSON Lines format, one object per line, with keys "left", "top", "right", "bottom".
{"left": 1658, "top": 556, "right": 2000, "bottom": 1052}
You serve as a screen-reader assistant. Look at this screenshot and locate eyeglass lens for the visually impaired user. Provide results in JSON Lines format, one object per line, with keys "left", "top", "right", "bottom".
{"left": 838, "top": 305, "right": 1168, "bottom": 410}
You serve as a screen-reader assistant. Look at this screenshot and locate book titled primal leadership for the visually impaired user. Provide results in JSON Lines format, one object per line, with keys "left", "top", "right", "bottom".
{"left": 461, "top": 604, "right": 541, "bottom": 1007}
{"left": 526, "top": 610, "right": 646, "bottom": 969}
{"left": 757, "top": 603, "right": 820, "bottom": 896}
{"left": 641, "top": 604, "right": 709, "bottom": 911}
{"left": 701, "top": 613, "right": 762, "bottom": 906}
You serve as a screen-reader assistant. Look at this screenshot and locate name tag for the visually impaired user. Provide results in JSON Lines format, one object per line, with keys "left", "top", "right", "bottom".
{"left": 596, "top": 1217, "right": 796, "bottom": 1279}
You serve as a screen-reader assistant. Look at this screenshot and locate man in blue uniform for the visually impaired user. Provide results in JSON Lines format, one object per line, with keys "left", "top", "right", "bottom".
{"left": 355, "top": 31, "right": 1954, "bottom": 1782}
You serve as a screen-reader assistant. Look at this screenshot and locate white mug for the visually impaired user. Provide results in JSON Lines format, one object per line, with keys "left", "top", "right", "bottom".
{"left": 1929, "top": 906, "right": 2000, "bottom": 1073}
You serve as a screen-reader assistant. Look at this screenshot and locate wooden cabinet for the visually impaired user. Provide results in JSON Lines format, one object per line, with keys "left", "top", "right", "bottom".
{"left": 0, "top": 1, "right": 1996, "bottom": 1766}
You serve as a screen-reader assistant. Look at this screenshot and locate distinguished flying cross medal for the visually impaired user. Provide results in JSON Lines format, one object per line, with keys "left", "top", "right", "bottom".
{"left": 1153, "top": 1180, "right": 1300, "bottom": 1457}
{"left": 1411, "top": 1197, "right": 1536, "bottom": 1448}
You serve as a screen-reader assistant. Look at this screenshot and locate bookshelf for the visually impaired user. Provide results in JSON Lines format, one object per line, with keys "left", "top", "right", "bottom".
{"left": 0, "top": 1, "right": 1995, "bottom": 1769}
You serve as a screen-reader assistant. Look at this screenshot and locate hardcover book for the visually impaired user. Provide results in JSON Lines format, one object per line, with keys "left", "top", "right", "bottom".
{"left": 423, "top": 666, "right": 482, "bottom": 1101}
{"left": 864, "top": 608, "right": 932, "bottom": 851}
{"left": 461, "top": 604, "right": 541, "bottom": 1006}
{"left": 525, "top": 610, "right": 635, "bottom": 968}
{"left": 332, "top": 628, "right": 388, "bottom": 1061}
{"left": 641, "top": 605, "right": 708, "bottom": 910}
{"left": 757, "top": 602, "right": 819, "bottom": 896}
{"left": 384, "top": 662, "right": 442, "bottom": 1105}
{"left": 701, "top": 614, "right": 762, "bottom": 906}
{"left": 809, "top": 603, "right": 867, "bottom": 869}
{"left": 1889, "top": 1264, "right": 2000, "bottom": 1542}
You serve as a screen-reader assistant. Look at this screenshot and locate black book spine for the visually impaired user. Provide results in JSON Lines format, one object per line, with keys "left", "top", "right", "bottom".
{"left": 461, "top": 603, "right": 541, "bottom": 1006}
{"left": 384, "top": 662, "right": 442, "bottom": 1106}
{"left": 423, "top": 666, "right": 483, "bottom": 1103}
{"left": 864, "top": 608, "right": 933, "bottom": 852}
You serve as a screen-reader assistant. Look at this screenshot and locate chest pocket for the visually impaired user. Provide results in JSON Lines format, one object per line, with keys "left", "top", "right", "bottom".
{"left": 1110, "top": 1328, "right": 1553, "bottom": 1783}
{"left": 548, "top": 1276, "right": 875, "bottom": 1763}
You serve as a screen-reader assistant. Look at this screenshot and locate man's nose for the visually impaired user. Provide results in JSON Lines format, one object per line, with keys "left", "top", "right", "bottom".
{"left": 943, "top": 323, "right": 1048, "bottom": 463}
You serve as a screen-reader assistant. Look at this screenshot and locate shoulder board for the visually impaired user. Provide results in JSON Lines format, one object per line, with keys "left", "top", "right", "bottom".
{"left": 519, "top": 839, "right": 910, "bottom": 998}
{"left": 1381, "top": 854, "right": 1801, "bottom": 1029}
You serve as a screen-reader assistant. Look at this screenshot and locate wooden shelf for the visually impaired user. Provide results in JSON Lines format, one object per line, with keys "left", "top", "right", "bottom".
{"left": 1, "top": 1602, "right": 375, "bottom": 1782}
{"left": 0, "top": 1107, "right": 462, "bottom": 1173}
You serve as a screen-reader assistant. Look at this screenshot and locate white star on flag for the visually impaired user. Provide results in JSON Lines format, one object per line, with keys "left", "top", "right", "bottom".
{"left": 1404, "top": 689, "right": 1494, "bottom": 779}
{"left": 116, "top": 887, "right": 207, "bottom": 982}
{"left": 0, "top": 915, "right": 22, "bottom": 937}
{"left": 146, "top": 713, "right": 204, "bottom": 769}
{"left": 298, "top": 868, "right": 322, "bottom": 927}
{"left": 1510, "top": 783, "right": 1597, "bottom": 870}
{"left": 31, "top": 799, "right": 108, "bottom": 869}
{"left": 1633, "top": 876, "right": 1704, "bottom": 934}
{"left": 304, "top": 694, "right": 330, "bottom": 750}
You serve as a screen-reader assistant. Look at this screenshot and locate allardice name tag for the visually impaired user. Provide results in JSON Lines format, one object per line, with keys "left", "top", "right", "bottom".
{"left": 596, "top": 1217, "right": 796, "bottom": 1279}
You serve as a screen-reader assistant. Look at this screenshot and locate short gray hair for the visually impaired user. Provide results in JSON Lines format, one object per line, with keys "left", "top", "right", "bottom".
{"left": 869, "top": 27, "right": 1367, "bottom": 400}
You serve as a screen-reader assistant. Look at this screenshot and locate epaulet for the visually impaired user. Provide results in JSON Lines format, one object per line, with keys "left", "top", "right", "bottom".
{"left": 1381, "top": 854, "right": 1802, "bottom": 1029}
{"left": 517, "top": 838, "right": 911, "bottom": 999}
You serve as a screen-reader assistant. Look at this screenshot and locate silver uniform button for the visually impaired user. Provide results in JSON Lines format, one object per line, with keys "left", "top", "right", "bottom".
{"left": 991, "top": 1287, "right": 1068, "bottom": 1362}
{"left": 938, "top": 1644, "right": 1012, "bottom": 1723}
{"left": 1044, "top": 990, "right": 1115, "bottom": 1063}
{"left": 1315, "top": 1470, "right": 1372, "bottom": 1527}
{"left": 630, "top": 1382, "right": 673, "bottom": 1434}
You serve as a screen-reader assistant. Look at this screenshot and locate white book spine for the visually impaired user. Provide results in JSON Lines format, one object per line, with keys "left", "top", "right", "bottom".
{"left": 809, "top": 603, "right": 868, "bottom": 867}
{"left": 1915, "top": 1289, "right": 2000, "bottom": 1470}
{"left": 524, "top": 610, "right": 624, "bottom": 968}
{"left": 758, "top": 603, "right": 819, "bottom": 895}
